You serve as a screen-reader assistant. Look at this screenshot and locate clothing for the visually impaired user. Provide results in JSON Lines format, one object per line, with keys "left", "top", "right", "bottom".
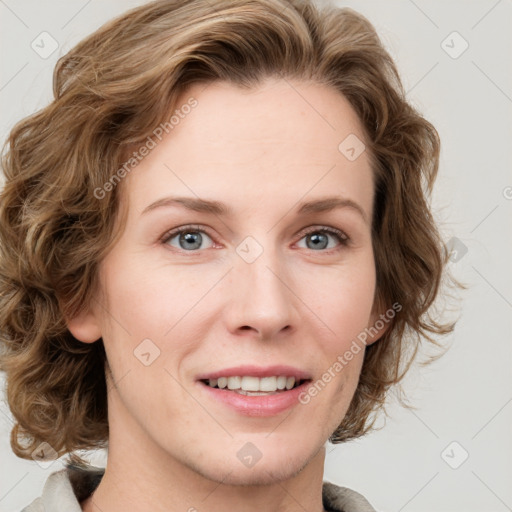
{"left": 21, "top": 464, "right": 377, "bottom": 512}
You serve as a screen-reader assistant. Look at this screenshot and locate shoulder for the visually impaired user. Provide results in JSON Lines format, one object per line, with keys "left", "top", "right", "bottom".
{"left": 20, "top": 465, "right": 105, "bottom": 512}
{"left": 322, "top": 480, "right": 378, "bottom": 512}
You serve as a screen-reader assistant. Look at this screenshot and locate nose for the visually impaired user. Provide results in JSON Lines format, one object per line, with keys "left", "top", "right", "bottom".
{"left": 224, "top": 242, "right": 299, "bottom": 340}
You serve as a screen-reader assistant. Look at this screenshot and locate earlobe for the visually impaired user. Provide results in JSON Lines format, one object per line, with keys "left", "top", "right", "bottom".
{"left": 66, "top": 307, "right": 102, "bottom": 344}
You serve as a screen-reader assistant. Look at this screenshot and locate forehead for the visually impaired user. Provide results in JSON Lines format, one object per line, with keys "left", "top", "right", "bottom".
{"left": 122, "top": 78, "right": 373, "bottom": 219}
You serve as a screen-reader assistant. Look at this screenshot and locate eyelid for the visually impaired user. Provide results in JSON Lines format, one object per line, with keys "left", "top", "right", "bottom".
{"left": 160, "top": 223, "right": 350, "bottom": 252}
{"left": 160, "top": 224, "right": 215, "bottom": 245}
{"left": 299, "top": 225, "right": 349, "bottom": 241}
{"left": 296, "top": 225, "right": 350, "bottom": 252}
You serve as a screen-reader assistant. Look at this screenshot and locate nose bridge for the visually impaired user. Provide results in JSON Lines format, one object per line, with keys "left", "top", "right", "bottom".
{"left": 228, "top": 235, "right": 295, "bottom": 336}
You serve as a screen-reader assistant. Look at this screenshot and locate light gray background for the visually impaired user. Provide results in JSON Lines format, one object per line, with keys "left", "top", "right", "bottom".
{"left": 0, "top": 1, "right": 511, "bottom": 511}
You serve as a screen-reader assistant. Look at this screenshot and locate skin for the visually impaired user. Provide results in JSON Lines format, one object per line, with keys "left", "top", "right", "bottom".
{"left": 69, "top": 78, "right": 388, "bottom": 512}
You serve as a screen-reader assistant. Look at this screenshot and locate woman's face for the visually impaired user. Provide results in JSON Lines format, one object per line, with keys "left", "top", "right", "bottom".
{"left": 70, "top": 78, "right": 385, "bottom": 485}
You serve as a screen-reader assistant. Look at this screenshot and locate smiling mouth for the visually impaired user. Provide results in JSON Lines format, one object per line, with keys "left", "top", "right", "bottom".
{"left": 199, "top": 378, "right": 311, "bottom": 395}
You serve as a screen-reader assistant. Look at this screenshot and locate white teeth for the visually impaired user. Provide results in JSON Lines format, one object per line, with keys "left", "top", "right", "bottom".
{"left": 241, "top": 376, "right": 260, "bottom": 391}
{"left": 259, "top": 376, "right": 277, "bottom": 391}
{"left": 227, "top": 376, "right": 241, "bottom": 389}
{"left": 276, "top": 376, "right": 287, "bottom": 390}
{"left": 206, "top": 375, "right": 300, "bottom": 392}
{"left": 234, "top": 390, "right": 274, "bottom": 396}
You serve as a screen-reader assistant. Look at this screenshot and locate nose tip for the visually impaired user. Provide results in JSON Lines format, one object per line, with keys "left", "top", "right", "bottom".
{"left": 226, "top": 251, "right": 297, "bottom": 339}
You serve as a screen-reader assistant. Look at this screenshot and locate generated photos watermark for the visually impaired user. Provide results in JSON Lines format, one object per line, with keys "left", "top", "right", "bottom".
{"left": 94, "top": 97, "right": 198, "bottom": 200}
{"left": 298, "top": 301, "right": 402, "bottom": 404}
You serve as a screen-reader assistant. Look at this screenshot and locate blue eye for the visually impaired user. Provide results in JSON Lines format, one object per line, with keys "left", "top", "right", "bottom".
{"left": 162, "top": 226, "right": 214, "bottom": 251}
{"left": 161, "top": 225, "right": 349, "bottom": 253}
{"left": 297, "top": 227, "right": 348, "bottom": 252}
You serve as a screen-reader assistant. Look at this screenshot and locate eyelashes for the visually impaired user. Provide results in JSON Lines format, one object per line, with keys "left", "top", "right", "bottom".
{"left": 161, "top": 225, "right": 215, "bottom": 252}
{"left": 294, "top": 226, "right": 349, "bottom": 252}
{"left": 160, "top": 224, "right": 350, "bottom": 254}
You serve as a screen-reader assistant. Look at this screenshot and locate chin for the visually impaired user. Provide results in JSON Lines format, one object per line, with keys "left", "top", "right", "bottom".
{"left": 197, "top": 446, "right": 313, "bottom": 487}
{"left": 206, "top": 461, "right": 307, "bottom": 487}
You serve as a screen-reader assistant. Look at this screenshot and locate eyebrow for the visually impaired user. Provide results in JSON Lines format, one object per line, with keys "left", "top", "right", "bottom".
{"left": 141, "top": 195, "right": 368, "bottom": 223}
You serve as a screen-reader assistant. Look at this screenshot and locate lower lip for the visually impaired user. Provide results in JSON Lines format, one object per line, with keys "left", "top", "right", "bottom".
{"left": 197, "top": 380, "right": 312, "bottom": 417}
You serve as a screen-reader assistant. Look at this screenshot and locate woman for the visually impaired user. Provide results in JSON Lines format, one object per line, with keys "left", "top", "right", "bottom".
{"left": 0, "top": 1, "right": 456, "bottom": 511}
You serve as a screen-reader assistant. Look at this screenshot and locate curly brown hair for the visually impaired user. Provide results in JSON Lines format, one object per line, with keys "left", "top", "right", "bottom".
{"left": 0, "top": 0, "right": 458, "bottom": 466}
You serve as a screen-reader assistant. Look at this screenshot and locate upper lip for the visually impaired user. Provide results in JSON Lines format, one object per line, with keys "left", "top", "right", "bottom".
{"left": 196, "top": 365, "right": 312, "bottom": 381}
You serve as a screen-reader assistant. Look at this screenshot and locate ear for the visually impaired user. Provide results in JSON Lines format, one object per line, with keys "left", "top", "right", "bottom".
{"left": 364, "top": 295, "right": 393, "bottom": 346}
{"left": 65, "top": 303, "right": 102, "bottom": 343}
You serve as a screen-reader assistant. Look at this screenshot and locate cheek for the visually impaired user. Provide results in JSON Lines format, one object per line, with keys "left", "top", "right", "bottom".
{"left": 97, "top": 257, "right": 198, "bottom": 401}
{"left": 100, "top": 254, "right": 198, "bottom": 337}
{"left": 300, "top": 256, "right": 376, "bottom": 343}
